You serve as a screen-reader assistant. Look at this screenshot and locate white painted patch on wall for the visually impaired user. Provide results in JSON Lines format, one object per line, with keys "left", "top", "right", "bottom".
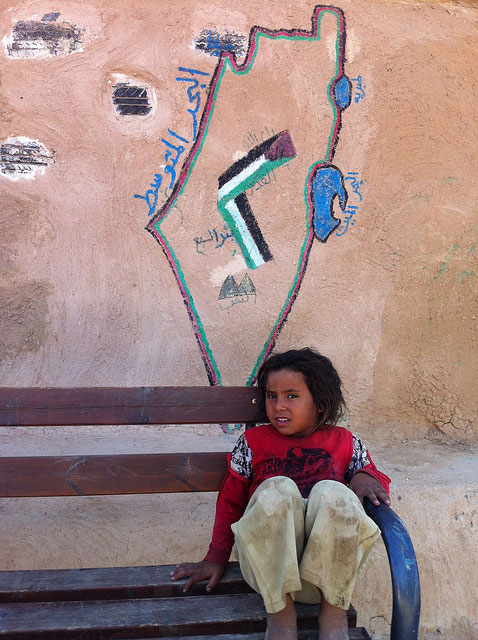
{"left": 0, "top": 136, "right": 55, "bottom": 180}
{"left": 112, "top": 73, "right": 131, "bottom": 84}
{"left": 232, "top": 150, "right": 246, "bottom": 162}
{"left": 209, "top": 254, "right": 248, "bottom": 287}
{"left": 346, "top": 29, "right": 360, "bottom": 63}
{"left": 3, "top": 17, "right": 83, "bottom": 58}
{"left": 192, "top": 28, "right": 247, "bottom": 60}
{"left": 326, "top": 33, "right": 337, "bottom": 62}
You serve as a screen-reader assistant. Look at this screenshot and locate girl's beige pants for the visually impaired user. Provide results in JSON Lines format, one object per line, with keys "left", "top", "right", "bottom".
{"left": 231, "top": 476, "right": 380, "bottom": 614}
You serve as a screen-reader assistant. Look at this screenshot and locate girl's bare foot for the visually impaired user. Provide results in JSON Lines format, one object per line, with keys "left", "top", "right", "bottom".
{"left": 265, "top": 594, "right": 297, "bottom": 640}
{"left": 318, "top": 596, "right": 348, "bottom": 640}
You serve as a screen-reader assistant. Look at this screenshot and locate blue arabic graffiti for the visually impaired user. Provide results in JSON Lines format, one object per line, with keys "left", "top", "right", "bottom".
{"left": 176, "top": 66, "right": 210, "bottom": 141}
{"left": 345, "top": 171, "right": 363, "bottom": 201}
{"left": 351, "top": 75, "right": 366, "bottom": 103}
{"left": 335, "top": 171, "right": 363, "bottom": 236}
{"left": 134, "top": 66, "right": 210, "bottom": 217}
{"left": 194, "top": 225, "right": 235, "bottom": 254}
{"left": 336, "top": 205, "right": 358, "bottom": 236}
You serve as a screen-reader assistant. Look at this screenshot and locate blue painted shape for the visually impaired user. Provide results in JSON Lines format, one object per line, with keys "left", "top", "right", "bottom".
{"left": 334, "top": 76, "right": 352, "bottom": 110}
{"left": 311, "top": 166, "right": 348, "bottom": 242}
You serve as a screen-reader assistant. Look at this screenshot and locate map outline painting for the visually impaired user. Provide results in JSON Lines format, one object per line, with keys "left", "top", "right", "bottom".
{"left": 144, "top": 5, "right": 351, "bottom": 391}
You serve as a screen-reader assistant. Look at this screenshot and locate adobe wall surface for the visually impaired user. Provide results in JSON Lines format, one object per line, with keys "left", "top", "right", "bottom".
{"left": 1, "top": 0, "right": 476, "bottom": 442}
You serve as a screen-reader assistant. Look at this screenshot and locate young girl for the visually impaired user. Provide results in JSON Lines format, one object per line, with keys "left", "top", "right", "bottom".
{"left": 171, "top": 348, "right": 390, "bottom": 640}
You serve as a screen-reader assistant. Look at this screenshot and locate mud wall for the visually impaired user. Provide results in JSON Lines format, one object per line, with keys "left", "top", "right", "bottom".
{"left": 1, "top": 0, "right": 477, "bottom": 443}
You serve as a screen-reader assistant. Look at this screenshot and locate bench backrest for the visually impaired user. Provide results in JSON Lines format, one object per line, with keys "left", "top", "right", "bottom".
{"left": 0, "top": 386, "right": 258, "bottom": 498}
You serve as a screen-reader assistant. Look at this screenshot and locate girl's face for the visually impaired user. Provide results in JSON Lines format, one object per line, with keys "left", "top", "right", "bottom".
{"left": 265, "top": 368, "right": 319, "bottom": 437}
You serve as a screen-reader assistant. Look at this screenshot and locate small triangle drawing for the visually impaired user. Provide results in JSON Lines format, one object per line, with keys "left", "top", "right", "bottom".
{"left": 218, "top": 275, "right": 238, "bottom": 299}
{"left": 237, "top": 273, "right": 256, "bottom": 296}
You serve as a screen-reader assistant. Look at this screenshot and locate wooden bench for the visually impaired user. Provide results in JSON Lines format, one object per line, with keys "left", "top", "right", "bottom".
{"left": 0, "top": 387, "right": 420, "bottom": 639}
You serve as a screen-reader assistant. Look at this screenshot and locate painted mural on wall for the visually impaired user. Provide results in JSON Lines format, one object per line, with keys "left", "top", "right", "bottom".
{"left": 2, "top": 0, "right": 476, "bottom": 444}
{"left": 135, "top": 5, "right": 356, "bottom": 394}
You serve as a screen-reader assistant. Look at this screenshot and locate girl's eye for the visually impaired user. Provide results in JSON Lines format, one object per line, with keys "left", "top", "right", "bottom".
{"left": 267, "top": 393, "right": 276, "bottom": 399}
{"left": 288, "top": 394, "right": 298, "bottom": 399}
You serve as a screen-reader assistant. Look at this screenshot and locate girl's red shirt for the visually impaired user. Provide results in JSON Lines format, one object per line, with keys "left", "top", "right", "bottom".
{"left": 204, "top": 424, "right": 390, "bottom": 567}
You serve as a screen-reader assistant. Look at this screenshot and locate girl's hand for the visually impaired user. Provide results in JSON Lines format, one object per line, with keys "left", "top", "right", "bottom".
{"left": 170, "top": 560, "right": 225, "bottom": 593}
{"left": 349, "top": 472, "right": 391, "bottom": 507}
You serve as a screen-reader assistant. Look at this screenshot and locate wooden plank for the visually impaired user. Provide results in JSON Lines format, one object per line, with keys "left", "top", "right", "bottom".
{"left": 0, "top": 386, "right": 259, "bottom": 426}
{"left": 0, "top": 594, "right": 358, "bottom": 638}
{"left": 0, "top": 452, "right": 228, "bottom": 497}
{"left": 0, "top": 593, "right": 265, "bottom": 638}
{"left": 148, "top": 631, "right": 370, "bottom": 640}
{"left": 0, "top": 565, "right": 362, "bottom": 635}
{"left": 0, "top": 563, "right": 252, "bottom": 603}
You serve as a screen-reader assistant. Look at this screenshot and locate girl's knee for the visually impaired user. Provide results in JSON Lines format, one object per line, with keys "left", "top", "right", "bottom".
{"left": 256, "top": 475, "right": 300, "bottom": 496}
{"left": 236, "top": 476, "right": 304, "bottom": 532}
{"left": 308, "top": 480, "right": 361, "bottom": 513}
{"left": 252, "top": 476, "right": 303, "bottom": 511}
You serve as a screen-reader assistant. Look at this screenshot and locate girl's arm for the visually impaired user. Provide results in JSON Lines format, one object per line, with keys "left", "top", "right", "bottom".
{"left": 349, "top": 470, "right": 391, "bottom": 506}
{"left": 170, "top": 463, "right": 250, "bottom": 592}
{"left": 345, "top": 435, "right": 391, "bottom": 505}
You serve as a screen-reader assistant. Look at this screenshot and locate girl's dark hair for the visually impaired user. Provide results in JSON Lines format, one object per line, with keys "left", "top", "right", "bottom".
{"left": 256, "top": 348, "right": 346, "bottom": 429}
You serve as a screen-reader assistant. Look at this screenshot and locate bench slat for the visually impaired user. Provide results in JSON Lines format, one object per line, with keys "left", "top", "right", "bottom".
{"left": 0, "top": 386, "right": 258, "bottom": 426}
{"left": 0, "top": 452, "right": 228, "bottom": 497}
{"left": 146, "top": 631, "right": 370, "bottom": 640}
{"left": 0, "top": 594, "right": 357, "bottom": 638}
{"left": 0, "top": 563, "right": 251, "bottom": 603}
